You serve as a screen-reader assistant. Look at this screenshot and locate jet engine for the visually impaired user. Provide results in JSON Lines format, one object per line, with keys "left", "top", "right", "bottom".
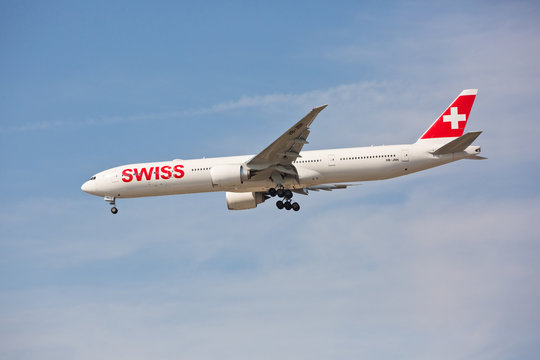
{"left": 210, "top": 164, "right": 250, "bottom": 188}
{"left": 226, "top": 192, "right": 267, "bottom": 210}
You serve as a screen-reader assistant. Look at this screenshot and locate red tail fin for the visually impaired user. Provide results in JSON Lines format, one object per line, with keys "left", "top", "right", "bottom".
{"left": 419, "top": 89, "right": 477, "bottom": 140}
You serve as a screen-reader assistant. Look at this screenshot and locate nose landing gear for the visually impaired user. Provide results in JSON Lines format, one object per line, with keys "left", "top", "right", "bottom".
{"left": 105, "top": 196, "right": 118, "bottom": 214}
{"left": 268, "top": 188, "right": 300, "bottom": 211}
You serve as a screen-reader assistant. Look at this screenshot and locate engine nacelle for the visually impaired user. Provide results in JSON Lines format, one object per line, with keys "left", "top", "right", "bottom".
{"left": 226, "top": 192, "right": 266, "bottom": 210}
{"left": 210, "top": 164, "right": 250, "bottom": 188}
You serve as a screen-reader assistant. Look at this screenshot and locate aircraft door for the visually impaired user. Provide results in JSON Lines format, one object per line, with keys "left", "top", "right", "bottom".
{"left": 401, "top": 150, "right": 410, "bottom": 162}
{"left": 328, "top": 154, "right": 336, "bottom": 166}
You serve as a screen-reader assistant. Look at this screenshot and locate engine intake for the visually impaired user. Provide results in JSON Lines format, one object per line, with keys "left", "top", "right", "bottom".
{"left": 210, "top": 164, "right": 250, "bottom": 188}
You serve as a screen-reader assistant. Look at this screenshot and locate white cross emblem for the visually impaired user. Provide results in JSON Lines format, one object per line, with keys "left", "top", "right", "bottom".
{"left": 443, "top": 107, "right": 466, "bottom": 129}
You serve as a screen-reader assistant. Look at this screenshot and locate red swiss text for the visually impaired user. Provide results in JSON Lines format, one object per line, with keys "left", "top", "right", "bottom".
{"left": 122, "top": 165, "right": 185, "bottom": 183}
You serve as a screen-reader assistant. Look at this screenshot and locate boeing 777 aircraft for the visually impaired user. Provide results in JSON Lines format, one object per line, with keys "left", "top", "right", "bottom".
{"left": 82, "top": 89, "right": 484, "bottom": 214}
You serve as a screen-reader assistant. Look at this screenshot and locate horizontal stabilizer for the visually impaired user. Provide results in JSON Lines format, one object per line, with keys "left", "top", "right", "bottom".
{"left": 432, "top": 131, "right": 482, "bottom": 155}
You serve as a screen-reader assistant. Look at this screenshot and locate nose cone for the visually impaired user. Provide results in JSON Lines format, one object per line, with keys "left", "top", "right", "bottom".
{"left": 81, "top": 181, "right": 91, "bottom": 193}
{"left": 81, "top": 180, "right": 98, "bottom": 195}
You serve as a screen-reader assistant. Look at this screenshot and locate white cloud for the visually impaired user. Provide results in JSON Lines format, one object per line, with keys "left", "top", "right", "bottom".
{"left": 0, "top": 82, "right": 388, "bottom": 133}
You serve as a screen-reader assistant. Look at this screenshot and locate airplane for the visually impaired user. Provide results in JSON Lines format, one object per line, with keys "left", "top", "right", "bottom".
{"left": 81, "top": 89, "right": 484, "bottom": 214}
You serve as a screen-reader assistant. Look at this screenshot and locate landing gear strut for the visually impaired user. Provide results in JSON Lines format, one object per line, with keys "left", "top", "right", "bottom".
{"left": 105, "top": 196, "right": 118, "bottom": 214}
{"left": 269, "top": 188, "right": 300, "bottom": 211}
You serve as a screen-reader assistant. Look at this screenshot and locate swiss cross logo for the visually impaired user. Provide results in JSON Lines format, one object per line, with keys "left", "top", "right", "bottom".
{"left": 420, "top": 91, "right": 476, "bottom": 139}
{"left": 443, "top": 107, "right": 466, "bottom": 129}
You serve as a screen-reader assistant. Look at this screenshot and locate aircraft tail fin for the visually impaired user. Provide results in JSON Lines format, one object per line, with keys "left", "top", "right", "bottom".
{"left": 418, "top": 89, "right": 478, "bottom": 141}
{"left": 432, "top": 131, "right": 482, "bottom": 155}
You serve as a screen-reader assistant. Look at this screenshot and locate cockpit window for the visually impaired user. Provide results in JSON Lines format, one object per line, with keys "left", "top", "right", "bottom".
{"left": 90, "top": 176, "right": 96, "bottom": 180}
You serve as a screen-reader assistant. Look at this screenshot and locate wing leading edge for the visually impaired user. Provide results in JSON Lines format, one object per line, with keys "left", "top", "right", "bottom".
{"left": 247, "top": 105, "right": 327, "bottom": 170}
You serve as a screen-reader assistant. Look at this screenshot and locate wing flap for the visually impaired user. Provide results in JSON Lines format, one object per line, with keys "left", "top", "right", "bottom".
{"left": 292, "top": 184, "right": 357, "bottom": 195}
{"left": 466, "top": 155, "right": 488, "bottom": 160}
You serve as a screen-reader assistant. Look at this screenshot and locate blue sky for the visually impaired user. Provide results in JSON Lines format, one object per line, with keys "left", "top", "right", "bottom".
{"left": 1, "top": 1, "right": 540, "bottom": 359}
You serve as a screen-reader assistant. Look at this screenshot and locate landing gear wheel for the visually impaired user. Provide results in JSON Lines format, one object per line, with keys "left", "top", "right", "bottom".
{"left": 268, "top": 188, "right": 277, "bottom": 197}
{"left": 292, "top": 202, "right": 300, "bottom": 211}
{"left": 105, "top": 196, "right": 118, "bottom": 215}
{"left": 284, "top": 190, "right": 293, "bottom": 199}
{"left": 276, "top": 200, "right": 284, "bottom": 209}
{"left": 284, "top": 201, "right": 292, "bottom": 210}
{"left": 277, "top": 188, "right": 285, "bottom": 198}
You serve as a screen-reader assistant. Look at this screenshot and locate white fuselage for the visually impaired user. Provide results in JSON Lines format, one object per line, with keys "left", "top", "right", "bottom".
{"left": 81, "top": 142, "right": 480, "bottom": 199}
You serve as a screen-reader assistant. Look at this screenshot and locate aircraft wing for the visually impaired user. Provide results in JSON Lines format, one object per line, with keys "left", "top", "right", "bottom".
{"left": 247, "top": 105, "right": 327, "bottom": 172}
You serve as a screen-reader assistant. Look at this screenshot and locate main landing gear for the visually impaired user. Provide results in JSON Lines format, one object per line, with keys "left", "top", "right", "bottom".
{"left": 105, "top": 196, "right": 118, "bottom": 214}
{"left": 268, "top": 188, "right": 300, "bottom": 211}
